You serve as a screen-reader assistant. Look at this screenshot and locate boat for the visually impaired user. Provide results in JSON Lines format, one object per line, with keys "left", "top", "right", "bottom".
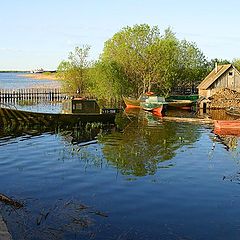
{"left": 122, "top": 96, "right": 141, "bottom": 108}
{"left": 140, "top": 95, "right": 167, "bottom": 116}
{"left": 123, "top": 94, "right": 167, "bottom": 116}
{"left": 214, "top": 120, "right": 240, "bottom": 135}
{"left": 0, "top": 98, "right": 118, "bottom": 128}
{"left": 167, "top": 99, "right": 194, "bottom": 109}
{"left": 166, "top": 95, "right": 198, "bottom": 110}
{"left": 225, "top": 107, "right": 240, "bottom": 118}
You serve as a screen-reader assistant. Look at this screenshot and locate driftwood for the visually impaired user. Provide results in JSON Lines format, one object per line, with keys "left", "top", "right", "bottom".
{"left": 0, "top": 193, "right": 23, "bottom": 209}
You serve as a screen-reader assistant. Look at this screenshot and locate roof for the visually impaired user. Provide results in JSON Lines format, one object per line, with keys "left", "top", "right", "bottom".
{"left": 197, "top": 64, "right": 232, "bottom": 90}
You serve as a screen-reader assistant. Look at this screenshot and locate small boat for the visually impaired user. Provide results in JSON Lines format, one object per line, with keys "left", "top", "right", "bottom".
{"left": 166, "top": 95, "right": 198, "bottom": 110}
{"left": 214, "top": 120, "right": 240, "bottom": 135}
{"left": 122, "top": 96, "right": 141, "bottom": 108}
{"left": 225, "top": 107, "right": 240, "bottom": 118}
{"left": 123, "top": 94, "right": 167, "bottom": 116}
{"left": 140, "top": 95, "right": 167, "bottom": 116}
{"left": 0, "top": 98, "right": 118, "bottom": 128}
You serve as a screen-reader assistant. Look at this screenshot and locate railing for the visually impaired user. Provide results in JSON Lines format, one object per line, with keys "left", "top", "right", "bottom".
{"left": 0, "top": 88, "right": 66, "bottom": 103}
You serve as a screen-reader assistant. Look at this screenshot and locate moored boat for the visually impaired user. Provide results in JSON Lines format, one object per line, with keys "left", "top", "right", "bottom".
{"left": 166, "top": 95, "right": 198, "bottom": 110}
{"left": 123, "top": 94, "right": 167, "bottom": 116}
{"left": 167, "top": 99, "right": 194, "bottom": 110}
{"left": 122, "top": 96, "right": 141, "bottom": 108}
{"left": 0, "top": 98, "right": 118, "bottom": 128}
{"left": 214, "top": 120, "right": 240, "bottom": 135}
{"left": 140, "top": 95, "right": 167, "bottom": 116}
{"left": 225, "top": 107, "right": 240, "bottom": 118}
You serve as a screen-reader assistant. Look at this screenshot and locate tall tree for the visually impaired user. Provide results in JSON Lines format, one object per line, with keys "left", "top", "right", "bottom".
{"left": 101, "top": 24, "right": 175, "bottom": 97}
{"left": 57, "top": 45, "right": 92, "bottom": 95}
{"left": 175, "top": 40, "right": 209, "bottom": 89}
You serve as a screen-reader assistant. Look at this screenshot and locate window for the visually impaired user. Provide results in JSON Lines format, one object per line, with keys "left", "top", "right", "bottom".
{"left": 229, "top": 72, "right": 233, "bottom": 76}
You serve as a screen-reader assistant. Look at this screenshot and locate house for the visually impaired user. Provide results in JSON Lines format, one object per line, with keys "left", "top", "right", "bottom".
{"left": 197, "top": 64, "right": 240, "bottom": 109}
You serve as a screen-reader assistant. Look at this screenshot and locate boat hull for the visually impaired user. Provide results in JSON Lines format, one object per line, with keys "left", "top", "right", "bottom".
{"left": 167, "top": 100, "right": 194, "bottom": 110}
{"left": 0, "top": 107, "right": 116, "bottom": 128}
{"left": 122, "top": 96, "right": 141, "bottom": 108}
{"left": 214, "top": 120, "right": 240, "bottom": 135}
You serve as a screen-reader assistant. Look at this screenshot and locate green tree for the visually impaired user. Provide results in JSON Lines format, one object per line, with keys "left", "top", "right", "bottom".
{"left": 57, "top": 45, "right": 92, "bottom": 95}
{"left": 89, "top": 60, "right": 129, "bottom": 102}
{"left": 101, "top": 24, "right": 178, "bottom": 97}
{"left": 232, "top": 58, "right": 240, "bottom": 72}
{"left": 174, "top": 40, "right": 209, "bottom": 89}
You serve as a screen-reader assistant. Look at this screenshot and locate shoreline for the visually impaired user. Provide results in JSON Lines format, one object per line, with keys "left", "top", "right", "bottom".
{"left": 18, "top": 73, "right": 62, "bottom": 89}
{"left": 20, "top": 73, "right": 59, "bottom": 80}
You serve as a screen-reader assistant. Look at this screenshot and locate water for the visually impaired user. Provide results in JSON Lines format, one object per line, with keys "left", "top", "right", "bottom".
{"left": 0, "top": 72, "right": 60, "bottom": 89}
{"left": 1, "top": 73, "right": 240, "bottom": 239}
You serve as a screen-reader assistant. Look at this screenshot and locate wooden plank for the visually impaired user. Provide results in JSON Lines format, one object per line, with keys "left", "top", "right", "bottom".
{"left": 0, "top": 215, "right": 12, "bottom": 240}
{"left": 163, "top": 116, "right": 214, "bottom": 124}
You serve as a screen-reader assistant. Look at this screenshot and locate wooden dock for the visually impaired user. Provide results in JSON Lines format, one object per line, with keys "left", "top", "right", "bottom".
{"left": 0, "top": 88, "right": 65, "bottom": 103}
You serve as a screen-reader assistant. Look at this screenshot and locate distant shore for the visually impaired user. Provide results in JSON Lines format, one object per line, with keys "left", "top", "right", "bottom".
{"left": 18, "top": 73, "right": 62, "bottom": 89}
{"left": 21, "top": 73, "right": 59, "bottom": 80}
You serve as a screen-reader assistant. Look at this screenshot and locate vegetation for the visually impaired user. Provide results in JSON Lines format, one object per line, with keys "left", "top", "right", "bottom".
{"left": 57, "top": 45, "right": 92, "bottom": 96}
{"left": 56, "top": 23, "right": 235, "bottom": 100}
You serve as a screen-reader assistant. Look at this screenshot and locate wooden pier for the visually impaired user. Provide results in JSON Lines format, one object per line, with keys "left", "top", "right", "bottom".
{"left": 0, "top": 88, "right": 66, "bottom": 103}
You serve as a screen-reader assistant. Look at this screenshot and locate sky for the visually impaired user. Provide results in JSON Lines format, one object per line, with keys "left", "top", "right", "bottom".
{"left": 1, "top": 0, "right": 240, "bottom": 70}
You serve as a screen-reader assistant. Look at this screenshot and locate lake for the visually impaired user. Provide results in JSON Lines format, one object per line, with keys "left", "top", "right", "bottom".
{"left": 1, "top": 73, "right": 240, "bottom": 240}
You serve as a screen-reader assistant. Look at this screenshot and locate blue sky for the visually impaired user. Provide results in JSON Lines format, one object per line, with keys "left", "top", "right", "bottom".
{"left": 1, "top": 0, "right": 240, "bottom": 70}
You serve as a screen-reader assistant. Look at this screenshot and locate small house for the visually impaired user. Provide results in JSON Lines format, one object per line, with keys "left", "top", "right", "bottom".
{"left": 197, "top": 64, "right": 240, "bottom": 109}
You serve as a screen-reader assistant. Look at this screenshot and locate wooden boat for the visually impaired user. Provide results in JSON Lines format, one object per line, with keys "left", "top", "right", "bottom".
{"left": 0, "top": 98, "right": 117, "bottom": 128}
{"left": 225, "top": 107, "right": 240, "bottom": 118}
{"left": 167, "top": 99, "right": 194, "bottom": 110}
{"left": 166, "top": 95, "right": 198, "bottom": 110}
{"left": 140, "top": 96, "right": 167, "bottom": 116}
{"left": 214, "top": 120, "right": 240, "bottom": 135}
{"left": 122, "top": 96, "right": 141, "bottom": 108}
{"left": 123, "top": 94, "right": 167, "bottom": 116}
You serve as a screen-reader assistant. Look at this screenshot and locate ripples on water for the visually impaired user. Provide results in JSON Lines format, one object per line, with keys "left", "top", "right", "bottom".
{"left": 0, "top": 111, "right": 240, "bottom": 240}
{"left": 1, "top": 75, "right": 240, "bottom": 239}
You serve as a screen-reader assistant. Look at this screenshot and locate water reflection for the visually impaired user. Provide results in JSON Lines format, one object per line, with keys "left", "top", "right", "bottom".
{"left": 100, "top": 109, "right": 202, "bottom": 176}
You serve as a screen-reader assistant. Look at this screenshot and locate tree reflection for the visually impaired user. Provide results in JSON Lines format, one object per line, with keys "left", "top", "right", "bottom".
{"left": 99, "top": 110, "right": 202, "bottom": 176}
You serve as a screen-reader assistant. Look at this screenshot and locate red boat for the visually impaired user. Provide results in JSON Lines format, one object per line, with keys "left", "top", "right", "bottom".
{"left": 214, "top": 120, "right": 240, "bottom": 135}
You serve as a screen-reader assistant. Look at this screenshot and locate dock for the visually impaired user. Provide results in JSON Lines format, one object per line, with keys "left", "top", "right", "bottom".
{"left": 0, "top": 215, "right": 12, "bottom": 240}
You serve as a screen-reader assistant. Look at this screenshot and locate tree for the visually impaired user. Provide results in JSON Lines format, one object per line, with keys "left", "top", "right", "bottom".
{"left": 89, "top": 60, "right": 129, "bottom": 102}
{"left": 57, "top": 45, "right": 92, "bottom": 95}
{"left": 232, "top": 58, "right": 240, "bottom": 72}
{"left": 174, "top": 40, "right": 209, "bottom": 89}
{"left": 101, "top": 24, "right": 177, "bottom": 97}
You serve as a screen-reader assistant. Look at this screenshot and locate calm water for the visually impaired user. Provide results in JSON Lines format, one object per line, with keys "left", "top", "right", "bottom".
{"left": 0, "top": 72, "right": 59, "bottom": 89}
{"left": 1, "top": 74, "right": 240, "bottom": 239}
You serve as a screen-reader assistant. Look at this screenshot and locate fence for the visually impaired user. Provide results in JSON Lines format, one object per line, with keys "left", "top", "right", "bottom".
{"left": 0, "top": 88, "right": 66, "bottom": 103}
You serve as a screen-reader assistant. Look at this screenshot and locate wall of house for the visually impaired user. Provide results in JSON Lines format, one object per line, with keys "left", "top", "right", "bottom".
{"left": 199, "top": 67, "right": 240, "bottom": 98}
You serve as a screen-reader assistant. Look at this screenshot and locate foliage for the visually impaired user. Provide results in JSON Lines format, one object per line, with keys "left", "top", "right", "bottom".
{"left": 101, "top": 24, "right": 208, "bottom": 97}
{"left": 101, "top": 24, "right": 170, "bottom": 97}
{"left": 208, "top": 58, "right": 230, "bottom": 70}
{"left": 57, "top": 46, "right": 92, "bottom": 95}
{"left": 174, "top": 40, "right": 209, "bottom": 88}
{"left": 89, "top": 60, "right": 129, "bottom": 102}
{"left": 232, "top": 58, "right": 240, "bottom": 72}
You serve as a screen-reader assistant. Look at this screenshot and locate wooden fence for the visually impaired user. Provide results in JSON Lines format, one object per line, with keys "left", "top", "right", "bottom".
{"left": 0, "top": 88, "right": 66, "bottom": 103}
